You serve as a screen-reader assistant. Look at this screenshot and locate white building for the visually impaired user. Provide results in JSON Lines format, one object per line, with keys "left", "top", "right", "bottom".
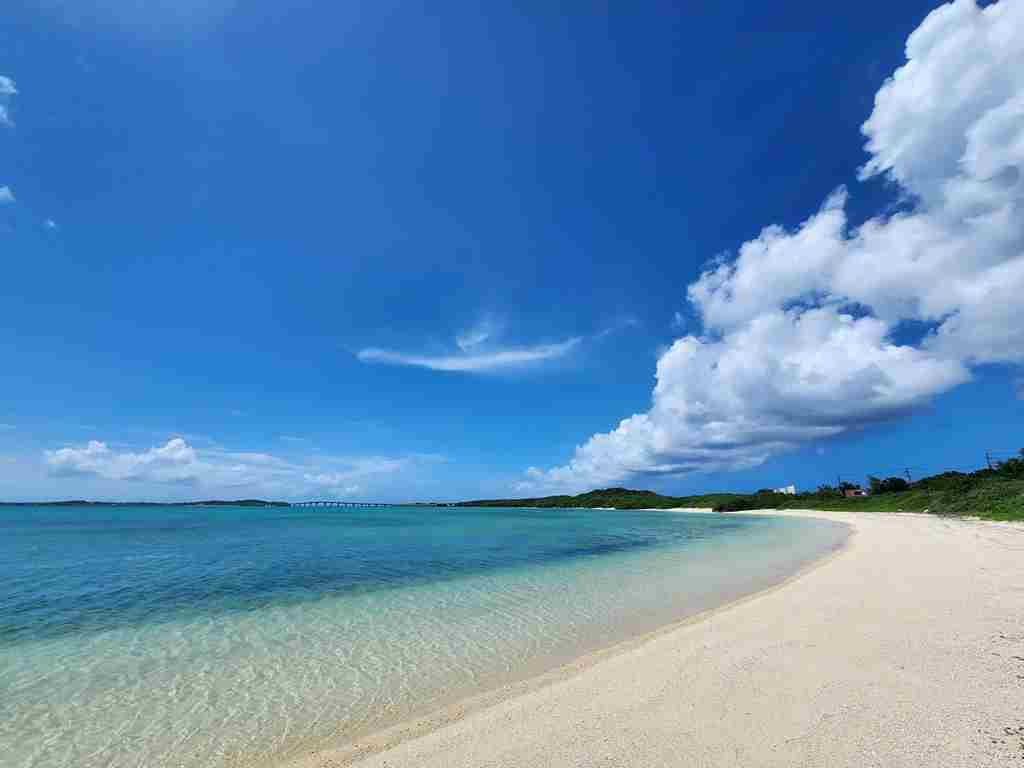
{"left": 774, "top": 484, "right": 796, "bottom": 495}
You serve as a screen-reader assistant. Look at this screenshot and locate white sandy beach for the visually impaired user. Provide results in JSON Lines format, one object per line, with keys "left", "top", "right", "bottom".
{"left": 293, "top": 510, "right": 1024, "bottom": 768}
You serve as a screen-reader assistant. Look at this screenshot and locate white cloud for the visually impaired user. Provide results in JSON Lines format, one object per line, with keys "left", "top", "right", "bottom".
{"left": 358, "top": 337, "right": 581, "bottom": 373}
{"left": 44, "top": 438, "right": 429, "bottom": 497}
{"left": 44, "top": 219, "right": 58, "bottom": 230}
{"left": 523, "top": 0, "right": 1024, "bottom": 493}
{"left": 593, "top": 315, "right": 640, "bottom": 340}
{"left": 304, "top": 481, "right": 362, "bottom": 496}
{"left": 307, "top": 456, "right": 411, "bottom": 479}
{"left": 0, "top": 75, "right": 16, "bottom": 127}
{"left": 359, "top": 307, "right": 644, "bottom": 375}
{"left": 455, "top": 316, "right": 500, "bottom": 352}
{"left": 358, "top": 314, "right": 632, "bottom": 374}
{"left": 0, "top": 78, "right": 17, "bottom": 211}
{"left": 303, "top": 457, "right": 408, "bottom": 492}
{"left": 46, "top": 438, "right": 202, "bottom": 484}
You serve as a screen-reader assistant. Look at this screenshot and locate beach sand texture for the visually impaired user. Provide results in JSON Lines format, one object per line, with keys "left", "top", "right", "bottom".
{"left": 297, "top": 511, "right": 1024, "bottom": 768}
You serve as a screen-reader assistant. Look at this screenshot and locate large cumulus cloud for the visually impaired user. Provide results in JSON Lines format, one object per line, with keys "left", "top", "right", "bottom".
{"left": 523, "top": 0, "right": 1024, "bottom": 492}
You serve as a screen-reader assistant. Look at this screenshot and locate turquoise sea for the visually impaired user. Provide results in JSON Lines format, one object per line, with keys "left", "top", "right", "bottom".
{"left": 0, "top": 504, "right": 846, "bottom": 768}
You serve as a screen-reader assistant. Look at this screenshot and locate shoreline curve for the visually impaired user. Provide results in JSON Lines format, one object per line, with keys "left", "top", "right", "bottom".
{"left": 278, "top": 509, "right": 854, "bottom": 768}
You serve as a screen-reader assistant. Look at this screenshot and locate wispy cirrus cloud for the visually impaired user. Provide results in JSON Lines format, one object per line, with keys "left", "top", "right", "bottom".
{"left": 0, "top": 186, "right": 14, "bottom": 204}
{"left": 358, "top": 313, "right": 639, "bottom": 374}
{"left": 455, "top": 316, "right": 500, "bottom": 352}
{"left": 358, "top": 337, "right": 582, "bottom": 373}
{"left": 303, "top": 457, "right": 410, "bottom": 493}
{"left": 592, "top": 315, "right": 640, "bottom": 340}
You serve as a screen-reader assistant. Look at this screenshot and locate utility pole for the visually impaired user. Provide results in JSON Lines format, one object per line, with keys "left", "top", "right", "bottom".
{"left": 985, "top": 451, "right": 994, "bottom": 470}
{"left": 905, "top": 468, "right": 912, "bottom": 483}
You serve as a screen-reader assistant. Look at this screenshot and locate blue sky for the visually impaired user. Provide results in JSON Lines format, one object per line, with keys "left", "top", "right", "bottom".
{"left": 1, "top": 0, "right": 1022, "bottom": 501}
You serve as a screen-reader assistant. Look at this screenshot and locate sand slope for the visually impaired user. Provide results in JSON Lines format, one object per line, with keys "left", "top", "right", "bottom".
{"left": 305, "top": 512, "right": 1024, "bottom": 768}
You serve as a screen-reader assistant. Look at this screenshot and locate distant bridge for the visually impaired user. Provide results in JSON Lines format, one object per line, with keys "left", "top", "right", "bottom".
{"left": 292, "top": 500, "right": 392, "bottom": 508}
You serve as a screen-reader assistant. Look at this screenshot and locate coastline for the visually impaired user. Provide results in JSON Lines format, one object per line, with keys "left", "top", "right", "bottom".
{"left": 280, "top": 510, "right": 849, "bottom": 768}
{"left": 285, "top": 510, "right": 1024, "bottom": 768}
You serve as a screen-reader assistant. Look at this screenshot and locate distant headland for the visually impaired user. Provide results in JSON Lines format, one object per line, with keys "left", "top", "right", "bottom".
{"left": 459, "top": 452, "right": 1024, "bottom": 521}
{"left": 4, "top": 452, "right": 1021, "bottom": 520}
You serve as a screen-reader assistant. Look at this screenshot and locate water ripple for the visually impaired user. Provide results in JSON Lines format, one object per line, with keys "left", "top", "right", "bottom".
{"left": 0, "top": 504, "right": 845, "bottom": 768}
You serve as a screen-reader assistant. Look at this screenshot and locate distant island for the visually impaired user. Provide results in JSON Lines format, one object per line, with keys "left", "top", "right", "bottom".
{"left": 456, "top": 488, "right": 736, "bottom": 510}
{"left": 5, "top": 453, "right": 1020, "bottom": 521}
{"left": 0, "top": 499, "right": 290, "bottom": 507}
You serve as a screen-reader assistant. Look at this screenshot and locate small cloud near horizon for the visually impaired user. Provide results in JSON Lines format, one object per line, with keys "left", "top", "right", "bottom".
{"left": 40, "top": 437, "right": 436, "bottom": 498}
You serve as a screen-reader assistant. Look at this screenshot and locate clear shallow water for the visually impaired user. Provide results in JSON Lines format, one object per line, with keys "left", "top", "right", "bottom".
{"left": 0, "top": 504, "right": 846, "bottom": 768}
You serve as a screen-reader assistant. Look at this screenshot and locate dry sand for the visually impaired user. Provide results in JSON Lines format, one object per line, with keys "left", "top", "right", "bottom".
{"left": 294, "top": 511, "right": 1024, "bottom": 768}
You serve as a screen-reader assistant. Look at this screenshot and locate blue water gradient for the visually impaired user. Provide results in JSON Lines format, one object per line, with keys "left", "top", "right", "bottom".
{"left": 1, "top": 504, "right": 752, "bottom": 644}
{"left": 0, "top": 504, "right": 846, "bottom": 768}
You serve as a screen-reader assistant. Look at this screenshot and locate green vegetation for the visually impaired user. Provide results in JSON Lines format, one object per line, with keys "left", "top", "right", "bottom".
{"left": 714, "top": 452, "right": 1024, "bottom": 521}
{"left": 461, "top": 452, "right": 1024, "bottom": 522}
{"left": 457, "top": 487, "right": 745, "bottom": 510}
